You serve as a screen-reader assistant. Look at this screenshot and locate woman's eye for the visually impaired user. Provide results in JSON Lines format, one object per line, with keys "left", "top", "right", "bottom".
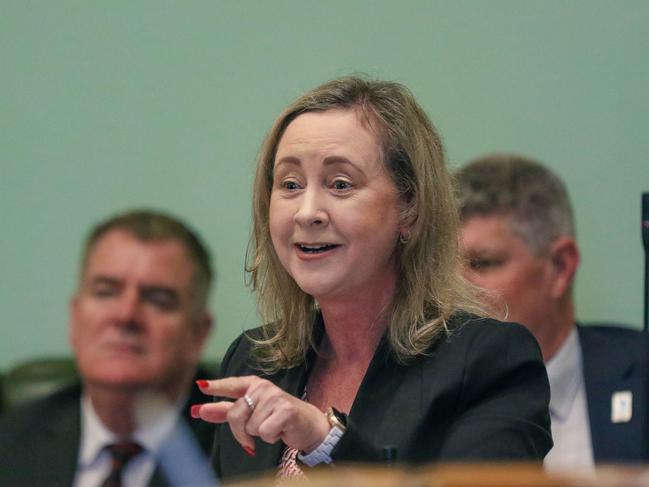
{"left": 332, "top": 179, "right": 352, "bottom": 191}
{"left": 282, "top": 180, "right": 300, "bottom": 191}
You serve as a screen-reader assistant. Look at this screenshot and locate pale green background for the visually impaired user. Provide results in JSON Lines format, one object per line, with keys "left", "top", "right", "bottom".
{"left": 2, "top": 1, "right": 648, "bottom": 369}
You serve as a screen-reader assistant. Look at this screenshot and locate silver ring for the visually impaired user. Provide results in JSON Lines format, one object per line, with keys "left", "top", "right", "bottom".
{"left": 243, "top": 394, "right": 255, "bottom": 411}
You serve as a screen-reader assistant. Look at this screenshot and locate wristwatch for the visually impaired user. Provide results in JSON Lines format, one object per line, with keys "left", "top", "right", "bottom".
{"left": 298, "top": 407, "right": 347, "bottom": 467}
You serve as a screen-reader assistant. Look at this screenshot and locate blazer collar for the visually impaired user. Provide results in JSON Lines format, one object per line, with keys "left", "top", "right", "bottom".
{"left": 577, "top": 324, "right": 635, "bottom": 381}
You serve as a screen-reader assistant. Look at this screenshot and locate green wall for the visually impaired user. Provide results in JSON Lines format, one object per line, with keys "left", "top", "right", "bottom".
{"left": 2, "top": 1, "right": 648, "bottom": 369}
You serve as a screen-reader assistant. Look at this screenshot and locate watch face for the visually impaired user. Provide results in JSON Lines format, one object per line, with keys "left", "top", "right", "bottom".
{"left": 327, "top": 407, "right": 347, "bottom": 430}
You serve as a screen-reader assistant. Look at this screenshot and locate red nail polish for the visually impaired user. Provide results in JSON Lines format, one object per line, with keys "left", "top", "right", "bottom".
{"left": 190, "top": 404, "right": 202, "bottom": 418}
{"left": 243, "top": 445, "right": 256, "bottom": 457}
{"left": 195, "top": 380, "right": 209, "bottom": 389}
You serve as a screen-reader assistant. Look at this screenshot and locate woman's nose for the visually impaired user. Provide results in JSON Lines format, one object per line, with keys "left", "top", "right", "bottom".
{"left": 294, "top": 188, "right": 328, "bottom": 227}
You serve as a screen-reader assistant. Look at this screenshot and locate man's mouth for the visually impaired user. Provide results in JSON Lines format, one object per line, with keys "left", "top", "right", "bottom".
{"left": 104, "top": 340, "right": 143, "bottom": 354}
{"left": 296, "top": 243, "right": 339, "bottom": 254}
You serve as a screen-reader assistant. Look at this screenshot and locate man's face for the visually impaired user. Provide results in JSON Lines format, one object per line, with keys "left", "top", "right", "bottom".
{"left": 461, "top": 215, "right": 555, "bottom": 341}
{"left": 70, "top": 229, "right": 210, "bottom": 396}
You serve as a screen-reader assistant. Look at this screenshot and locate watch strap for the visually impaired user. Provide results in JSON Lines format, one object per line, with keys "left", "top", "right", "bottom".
{"left": 297, "top": 408, "right": 346, "bottom": 467}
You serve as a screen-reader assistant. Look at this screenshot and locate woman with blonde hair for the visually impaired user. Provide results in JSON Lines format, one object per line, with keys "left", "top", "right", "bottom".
{"left": 193, "top": 76, "right": 552, "bottom": 480}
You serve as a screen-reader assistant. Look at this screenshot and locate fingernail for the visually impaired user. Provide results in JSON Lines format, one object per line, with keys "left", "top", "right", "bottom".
{"left": 190, "top": 404, "right": 202, "bottom": 418}
{"left": 243, "top": 445, "right": 256, "bottom": 457}
{"left": 195, "top": 380, "right": 209, "bottom": 389}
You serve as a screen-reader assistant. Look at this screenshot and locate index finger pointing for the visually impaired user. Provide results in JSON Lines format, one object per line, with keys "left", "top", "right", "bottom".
{"left": 195, "top": 376, "right": 259, "bottom": 398}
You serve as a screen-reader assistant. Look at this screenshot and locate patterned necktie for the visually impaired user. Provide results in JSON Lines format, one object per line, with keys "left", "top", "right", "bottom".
{"left": 99, "top": 442, "right": 143, "bottom": 487}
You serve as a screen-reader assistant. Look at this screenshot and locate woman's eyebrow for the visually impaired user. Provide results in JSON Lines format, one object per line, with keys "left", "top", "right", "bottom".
{"left": 273, "top": 157, "right": 301, "bottom": 170}
{"left": 322, "top": 156, "right": 361, "bottom": 172}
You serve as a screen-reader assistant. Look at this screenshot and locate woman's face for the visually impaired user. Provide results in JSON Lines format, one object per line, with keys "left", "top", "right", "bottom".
{"left": 269, "top": 108, "right": 405, "bottom": 304}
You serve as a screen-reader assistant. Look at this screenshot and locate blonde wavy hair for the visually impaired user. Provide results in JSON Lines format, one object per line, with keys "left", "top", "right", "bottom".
{"left": 247, "top": 76, "right": 478, "bottom": 371}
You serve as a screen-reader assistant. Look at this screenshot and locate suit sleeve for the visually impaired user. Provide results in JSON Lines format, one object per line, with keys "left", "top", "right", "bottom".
{"left": 437, "top": 323, "right": 553, "bottom": 461}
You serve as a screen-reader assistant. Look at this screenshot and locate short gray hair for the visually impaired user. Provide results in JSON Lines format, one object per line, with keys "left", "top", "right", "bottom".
{"left": 82, "top": 209, "right": 213, "bottom": 314}
{"left": 455, "top": 154, "right": 575, "bottom": 254}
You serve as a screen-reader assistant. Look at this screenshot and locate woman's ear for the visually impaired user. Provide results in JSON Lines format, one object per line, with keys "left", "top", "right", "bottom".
{"left": 398, "top": 200, "right": 417, "bottom": 242}
{"left": 548, "top": 237, "right": 580, "bottom": 299}
{"left": 399, "top": 220, "right": 415, "bottom": 244}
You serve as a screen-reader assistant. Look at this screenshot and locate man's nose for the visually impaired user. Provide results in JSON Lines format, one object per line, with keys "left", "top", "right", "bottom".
{"left": 114, "top": 289, "right": 144, "bottom": 327}
{"left": 294, "top": 188, "right": 329, "bottom": 227}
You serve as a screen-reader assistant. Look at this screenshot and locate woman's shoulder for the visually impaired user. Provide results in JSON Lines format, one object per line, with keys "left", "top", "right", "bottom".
{"left": 447, "top": 312, "right": 534, "bottom": 334}
{"left": 422, "top": 313, "right": 547, "bottom": 395}
{"left": 442, "top": 312, "right": 541, "bottom": 354}
{"left": 219, "top": 326, "right": 266, "bottom": 376}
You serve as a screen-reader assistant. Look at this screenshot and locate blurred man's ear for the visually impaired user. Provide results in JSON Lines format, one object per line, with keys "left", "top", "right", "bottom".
{"left": 190, "top": 312, "right": 213, "bottom": 359}
{"left": 548, "top": 237, "right": 580, "bottom": 300}
{"left": 196, "top": 313, "right": 213, "bottom": 341}
{"left": 68, "top": 294, "right": 80, "bottom": 350}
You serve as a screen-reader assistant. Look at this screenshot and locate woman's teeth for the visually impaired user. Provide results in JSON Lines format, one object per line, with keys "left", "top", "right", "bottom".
{"left": 299, "top": 244, "right": 337, "bottom": 254}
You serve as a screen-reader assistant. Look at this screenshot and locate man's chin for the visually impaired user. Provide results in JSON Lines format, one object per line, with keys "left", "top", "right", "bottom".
{"left": 86, "top": 370, "right": 153, "bottom": 390}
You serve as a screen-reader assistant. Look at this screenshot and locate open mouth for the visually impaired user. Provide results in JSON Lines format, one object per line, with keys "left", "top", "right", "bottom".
{"left": 297, "top": 243, "right": 339, "bottom": 254}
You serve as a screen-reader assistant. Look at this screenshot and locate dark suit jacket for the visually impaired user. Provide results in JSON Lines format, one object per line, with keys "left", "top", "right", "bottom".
{"left": 0, "top": 368, "right": 216, "bottom": 486}
{"left": 578, "top": 324, "right": 649, "bottom": 462}
{"left": 212, "top": 314, "right": 553, "bottom": 480}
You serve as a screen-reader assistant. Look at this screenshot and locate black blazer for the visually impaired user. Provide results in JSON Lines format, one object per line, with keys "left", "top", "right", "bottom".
{"left": 579, "top": 324, "right": 649, "bottom": 462}
{"left": 0, "top": 368, "right": 216, "bottom": 486}
{"left": 212, "top": 314, "right": 553, "bottom": 480}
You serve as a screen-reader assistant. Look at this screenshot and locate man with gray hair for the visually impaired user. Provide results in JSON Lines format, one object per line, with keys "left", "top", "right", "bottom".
{"left": 455, "top": 154, "right": 647, "bottom": 470}
{"left": 0, "top": 209, "right": 217, "bottom": 486}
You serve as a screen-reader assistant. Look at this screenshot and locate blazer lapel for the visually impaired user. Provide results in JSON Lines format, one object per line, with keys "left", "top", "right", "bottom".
{"left": 41, "top": 385, "right": 83, "bottom": 487}
{"left": 347, "top": 336, "right": 413, "bottom": 454}
{"left": 148, "top": 467, "right": 168, "bottom": 487}
{"left": 579, "top": 326, "right": 646, "bottom": 461}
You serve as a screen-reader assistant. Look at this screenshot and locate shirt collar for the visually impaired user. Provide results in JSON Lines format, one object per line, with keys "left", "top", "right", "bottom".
{"left": 78, "top": 394, "right": 118, "bottom": 468}
{"left": 78, "top": 391, "right": 186, "bottom": 467}
{"left": 545, "top": 327, "right": 583, "bottom": 420}
{"left": 131, "top": 393, "right": 185, "bottom": 455}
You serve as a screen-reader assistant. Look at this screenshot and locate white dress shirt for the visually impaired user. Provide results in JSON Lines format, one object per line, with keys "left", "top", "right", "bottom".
{"left": 73, "top": 393, "right": 183, "bottom": 487}
{"left": 543, "top": 328, "right": 595, "bottom": 472}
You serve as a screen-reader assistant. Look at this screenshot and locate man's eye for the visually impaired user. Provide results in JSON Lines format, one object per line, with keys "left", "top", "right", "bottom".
{"left": 469, "top": 258, "right": 499, "bottom": 271}
{"left": 144, "top": 290, "right": 178, "bottom": 311}
{"left": 93, "top": 286, "right": 118, "bottom": 298}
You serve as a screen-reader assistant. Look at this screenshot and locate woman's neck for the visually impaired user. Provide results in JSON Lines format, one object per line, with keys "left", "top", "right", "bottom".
{"left": 317, "top": 281, "right": 395, "bottom": 364}
{"left": 307, "top": 300, "right": 391, "bottom": 412}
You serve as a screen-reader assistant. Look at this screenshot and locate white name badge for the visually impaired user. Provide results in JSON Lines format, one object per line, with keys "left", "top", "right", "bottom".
{"left": 611, "top": 390, "right": 633, "bottom": 423}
